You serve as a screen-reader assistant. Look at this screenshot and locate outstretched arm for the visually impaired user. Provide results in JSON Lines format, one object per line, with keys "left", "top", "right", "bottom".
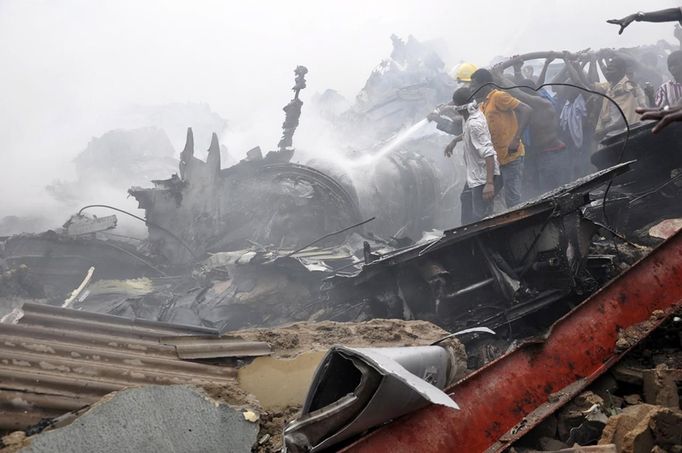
{"left": 536, "top": 56, "right": 555, "bottom": 87}
{"left": 637, "top": 106, "right": 682, "bottom": 133}
{"left": 444, "top": 135, "right": 463, "bottom": 157}
{"left": 587, "top": 56, "right": 600, "bottom": 84}
{"left": 564, "top": 57, "right": 591, "bottom": 88}
{"left": 428, "top": 110, "right": 463, "bottom": 136}
{"left": 607, "top": 8, "right": 682, "bottom": 35}
{"left": 512, "top": 59, "right": 525, "bottom": 84}
{"left": 596, "top": 56, "right": 610, "bottom": 80}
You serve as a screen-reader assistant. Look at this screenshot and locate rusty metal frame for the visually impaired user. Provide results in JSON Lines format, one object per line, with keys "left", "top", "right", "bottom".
{"left": 343, "top": 230, "right": 682, "bottom": 453}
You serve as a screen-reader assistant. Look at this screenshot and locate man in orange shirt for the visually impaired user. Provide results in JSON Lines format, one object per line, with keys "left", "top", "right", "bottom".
{"left": 470, "top": 69, "right": 532, "bottom": 208}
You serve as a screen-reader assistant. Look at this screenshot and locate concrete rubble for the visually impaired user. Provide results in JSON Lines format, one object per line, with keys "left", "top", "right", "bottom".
{"left": 510, "top": 313, "right": 682, "bottom": 453}
{"left": 3, "top": 385, "right": 259, "bottom": 453}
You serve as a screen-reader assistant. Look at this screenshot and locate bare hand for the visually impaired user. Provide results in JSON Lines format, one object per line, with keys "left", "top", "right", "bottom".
{"left": 508, "top": 138, "right": 521, "bottom": 154}
{"left": 444, "top": 142, "right": 455, "bottom": 157}
{"left": 637, "top": 106, "right": 682, "bottom": 134}
{"left": 482, "top": 183, "right": 495, "bottom": 201}
{"left": 606, "top": 14, "right": 637, "bottom": 35}
{"left": 427, "top": 112, "right": 440, "bottom": 122}
{"left": 444, "top": 136, "right": 461, "bottom": 157}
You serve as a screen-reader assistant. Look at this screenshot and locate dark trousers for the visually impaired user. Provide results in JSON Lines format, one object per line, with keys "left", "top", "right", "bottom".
{"left": 460, "top": 174, "right": 504, "bottom": 225}
{"left": 537, "top": 150, "right": 572, "bottom": 194}
{"left": 523, "top": 149, "right": 541, "bottom": 200}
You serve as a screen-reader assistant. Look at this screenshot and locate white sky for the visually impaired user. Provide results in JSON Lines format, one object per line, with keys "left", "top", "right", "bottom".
{"left": 0, "top": 0, "right": 678, "bottom": 217}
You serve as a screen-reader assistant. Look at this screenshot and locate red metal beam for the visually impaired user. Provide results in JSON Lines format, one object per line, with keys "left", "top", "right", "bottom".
{"left": 344, "top": 231, "right": 682, "bottom": 453}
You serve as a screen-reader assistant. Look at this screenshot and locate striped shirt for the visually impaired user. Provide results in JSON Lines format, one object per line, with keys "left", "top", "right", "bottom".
{"left": 655, "top": 80, "right": 682, "bottom": 108}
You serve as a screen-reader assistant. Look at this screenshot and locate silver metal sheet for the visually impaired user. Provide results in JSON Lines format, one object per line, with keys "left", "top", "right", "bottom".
{"left": 284, "top": 345, "right": 460, "bottom": 452}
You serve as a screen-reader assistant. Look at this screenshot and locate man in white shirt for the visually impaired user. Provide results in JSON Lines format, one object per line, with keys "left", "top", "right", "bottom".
{"left": 444, "top": 87, "right": 502, "bottom": 224}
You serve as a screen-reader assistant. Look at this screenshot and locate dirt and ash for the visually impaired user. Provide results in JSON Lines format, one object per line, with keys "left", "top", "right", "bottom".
{"left": 227, "top": 318, "right": 450, "bottom": 357}
{"left": 207, "top": 318, "right": 452, "bottom": 452}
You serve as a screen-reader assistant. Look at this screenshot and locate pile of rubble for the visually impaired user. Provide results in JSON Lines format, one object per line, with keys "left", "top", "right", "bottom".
{"left": 1, "top": 255, "right": 679, "bottom": 452}
{"left": 1, "top": 121, "right": 680, "bottom": 453}
{"left": 0, "top": 308, "right": 452, "bottom": 453}
{"left": 3, "top": 35, "right": 682, "bottom": 453}
{"left": 340, "top": 229, "right": 682, "bottom": 452}
{"left": 511, "top": 313, "right": 682, "bottom": 453}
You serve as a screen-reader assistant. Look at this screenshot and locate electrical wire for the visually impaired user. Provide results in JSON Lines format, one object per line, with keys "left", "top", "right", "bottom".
{"left": 96, "top": 240, "right": 169, "bottom": 277}
{"left": 77, "top": 204, "right": 199, "bottom": 260}
{"left": 517, "top": 205, "right": 559, "bottom": 277}
{"left": 628, "top": 170, "right": 682, "bottom": 205}
{"left": 285, "top": 216, "right": 376, "bottom": 258}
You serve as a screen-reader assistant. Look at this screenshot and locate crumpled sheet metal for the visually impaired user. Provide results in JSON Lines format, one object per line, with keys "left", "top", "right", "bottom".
{"left": 64, "top": 214, "right": 118, "bottom": 236}
{"left": 283, "top": 345, "right": 459, "bottom": 452}
{"left": 205, "top": 250, "right": 259, "bottom": 267}
{"left": 342, "top": 229, "right": 682, "bottom": 453}
{"left": 204, "top": 245, "right": 358, "bottom": 274}
{"left": 338, "top": 161, "right": 633, "bottom": 279}
{"left": 85, "top": 277, "right": 156, "bottom": 297}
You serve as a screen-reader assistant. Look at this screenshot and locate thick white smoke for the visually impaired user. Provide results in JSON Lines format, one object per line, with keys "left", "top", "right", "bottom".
{"left": 0, "top": 0, "right": 677, "bottom": 233}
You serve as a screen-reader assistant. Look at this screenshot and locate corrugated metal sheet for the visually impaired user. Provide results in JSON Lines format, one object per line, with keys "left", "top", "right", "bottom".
{"left": 160, "top": 336, "right": 272, "bottom": 359}
{"left": 17, "top": 302, "right": 219, "bottom": 338}
{"left": 0, "top": 303, "right": 245, "bottom": 431}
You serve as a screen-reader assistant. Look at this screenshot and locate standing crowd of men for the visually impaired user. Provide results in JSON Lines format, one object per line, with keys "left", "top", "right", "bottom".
{"left": 429, "top": 7, "right": 682, "bottom": 225}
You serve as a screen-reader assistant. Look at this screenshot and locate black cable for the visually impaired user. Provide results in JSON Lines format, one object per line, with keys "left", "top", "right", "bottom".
{"left": 97, "top": 240, "right": 169, "bottom": 277}
{"left": 285, "top": 216, "right": 376, "bottom": 257}
{"left": 628, "top": 170, "right": 682, "bottom": 204}
{"left": 518, "top": 205, "right": 559, "bottom": 277}
{"left": 466, "top": 81, "right": 631, "bottom": 229}
{"left": 77, "top": 204, "right": 199, "bottom": 260}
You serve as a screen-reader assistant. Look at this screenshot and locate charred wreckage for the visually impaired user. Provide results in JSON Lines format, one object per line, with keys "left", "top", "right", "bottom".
{"left": 2, "top": 39, "right": 682, "bottom": 453}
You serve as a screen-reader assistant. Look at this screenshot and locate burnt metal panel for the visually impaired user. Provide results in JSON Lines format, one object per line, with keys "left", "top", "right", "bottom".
{"left": 342, "top": 229, "right": 682, "bottom": 453}
{"left": 0, "top": 304, "right": 238, "bottom": 432}
{"left": 18, "top": 302, "right": 218, "bottom": 339}
{"left": 433, "top": 161, "right": 632, "bottom": 249}
{"left": 338, "top": 162, "right": 631, "bottom": 277}
{"left": 589, "top": 122, "right": 682, "bottom": 232}
{"left": 593, "top": 122, "right": 682, "bottom": 191}
{"left": 323, "top": 163, "right": 633, "bottom": 335}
